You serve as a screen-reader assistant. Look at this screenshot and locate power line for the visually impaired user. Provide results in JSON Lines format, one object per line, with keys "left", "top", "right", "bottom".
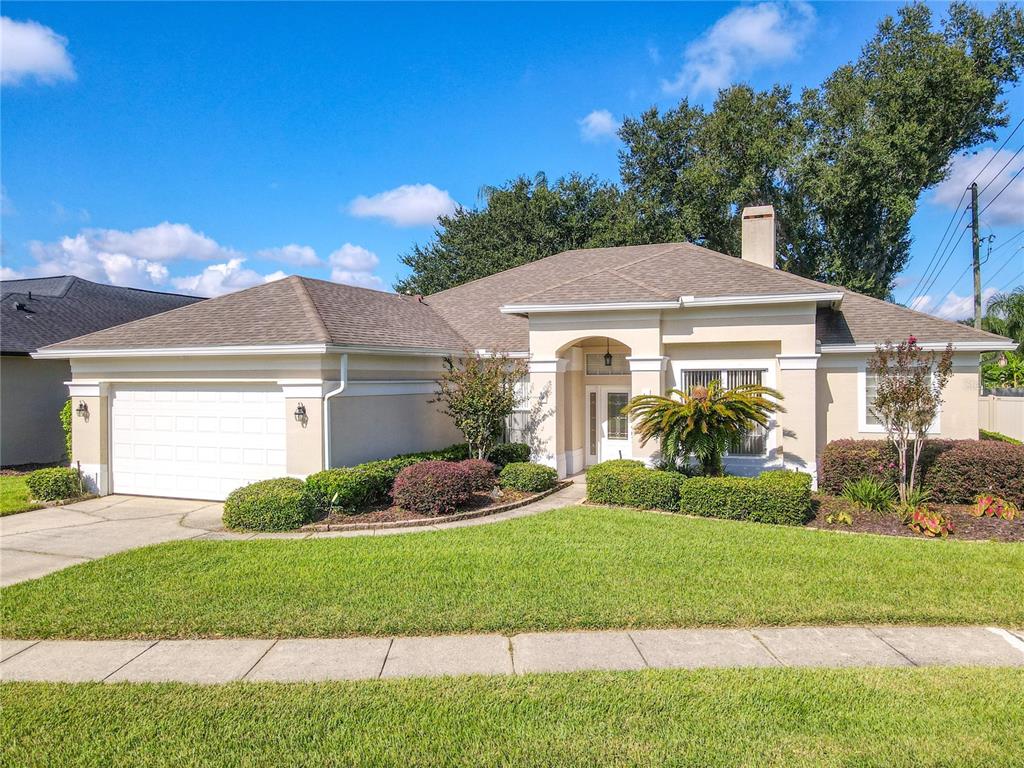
{"left": 907, "top": 201, "right": 969, "bottom": 305}
{"left": 914, "top": 218, "right": 971, "bottom": 304}
{"left": 978, "top": 144, "right": 1023, "bottom": 194}
{"left": 979, "top": 161, "right": 1024, "bottom": 217}
{"left": 987, "top": 245, "right": 1024, "bottom": 285}
{"left": 971, "top": 116, "right": 1024, "bottom": 189}
{"left": 990, "top": 229, "right": 1024, "bottom": 254}
{"left": 994, "top": 267, "right": 1024, "bottom": 293}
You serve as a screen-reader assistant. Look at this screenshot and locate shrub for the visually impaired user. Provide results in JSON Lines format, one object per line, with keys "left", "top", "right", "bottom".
{"left": 499, "top": 462, "right": 558, "bottom": 493}
{"left": 460, "top": 459, "right": 498, "bottom": 491}
{"left": 980, "top": 429, "right": 1022, "bottom": 445}
{"left": 586, "top": 460, "right": 685, "bottom": 510}
{"left": 678, "top": 470, "right": 812, "bottom": 526}
{"left": 840, "top": 477, "right": 895, "bottom": 514}
{"left": 487, "top": 442, "right": 530, "bottom": 468}
{"left": 972, "top": 495, "right": 1018, "bottom": 521}
{"left": 820, "top": 439, "right": 1024, "bottom": 506}
{"left": 223, "top": 478, "right": 315, "bottom": 532}
{"left": 392, "top": 460, "right": 474, "bottom": 515}
{"left": 25, "top": 467, "right": 81, "bottom": 501}
{"left": 59, "top": 400, "right": 72, "bottom": 461}
{"left": 904, "top": 506, "right": 955, "bottom": 538}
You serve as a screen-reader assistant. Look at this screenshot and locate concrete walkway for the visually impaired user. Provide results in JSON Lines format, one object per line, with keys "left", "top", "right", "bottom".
{"left": 2, "top": 626, "right": 1022, "bottom": 683}
{"left": 0, "top": 482, "right": 587, "bottom": 586}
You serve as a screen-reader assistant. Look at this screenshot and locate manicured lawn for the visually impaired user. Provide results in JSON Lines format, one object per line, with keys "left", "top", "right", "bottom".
{"left": 3, "top": 669, "right": 1023, "bottom": 767}
{"left": 3, "top": 506, "right": 1022, "bottom": 639}
{"left": 0, "top": 475, "right": 41, "bottom": 516}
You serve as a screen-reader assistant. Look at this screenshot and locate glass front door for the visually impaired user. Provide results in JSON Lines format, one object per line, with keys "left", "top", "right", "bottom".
{"left": 586, "top": 386, "right": 631, "bottom": 464}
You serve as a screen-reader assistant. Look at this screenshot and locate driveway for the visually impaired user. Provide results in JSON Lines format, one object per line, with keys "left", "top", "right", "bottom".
{"left": 0, "top": 496, "right": 224, "bottom": 586}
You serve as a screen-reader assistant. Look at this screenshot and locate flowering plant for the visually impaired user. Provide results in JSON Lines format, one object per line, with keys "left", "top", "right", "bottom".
{"left": 904, "top": 506, "right": 955, "bottom": 537}
{"left": 972, "top": 495, "right": 1018, "bottom": 521}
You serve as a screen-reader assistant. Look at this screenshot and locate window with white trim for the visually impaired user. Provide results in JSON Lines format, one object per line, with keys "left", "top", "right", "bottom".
{"left": 681, "top": 368, "right": 768, "bottom": 456}
{"left": 506, "top": 375, "right": 531, "bottom": 443}
{"left": 862, "top": 364, "right": 940, "bottom": 433}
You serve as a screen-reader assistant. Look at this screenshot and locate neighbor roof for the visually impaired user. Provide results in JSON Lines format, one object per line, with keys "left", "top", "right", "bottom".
{"left": 1, "top": 276, "right": 203, "bottom": 355}
{"left": 40, "top": 276, "right": 466, "bottom": 352}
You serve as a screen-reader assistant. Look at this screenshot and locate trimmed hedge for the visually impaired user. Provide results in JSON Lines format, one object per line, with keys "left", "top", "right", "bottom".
{"left": 223, "top": 478, "right": 316, "bottom": 531}
{"left": 820, "top": 439, "right": 1024, "bottom": 505}
{"left": 392, "top": 460, "right": 473, "bottom": 515}
{"left": 678, "top": 470, "right": 813, "bottom": 526}
{"left": 25, "top": 467, "right": 81, "bottom": 502}
{"left": 499, "top": 462, "right": 558, "bottom": 493}
{"left": 487, "top": 442, "right": 531, "bottom": 468}
{"left": 460, "top": 459, "right": 498, "bottom": 492}
{"left": 586, "top": 460, "right": 685, "bottom": 511}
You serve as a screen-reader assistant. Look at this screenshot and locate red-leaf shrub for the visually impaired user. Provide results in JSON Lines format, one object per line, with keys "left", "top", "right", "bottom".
{"left": 391, "top": 460, "right": 474, "bottom": 516}
{"left": 820, "top": 439, "right": 1024, "bottom": 505}
{"left": 459, "top": 459, "right": 497, "bottom": 492}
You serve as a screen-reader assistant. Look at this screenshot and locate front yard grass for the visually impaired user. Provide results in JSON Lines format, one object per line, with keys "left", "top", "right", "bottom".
{"left": 3, "top": 506, "right": 1022, "bottom": 638}
{"left": 0, "top": 475, "right": 42, "bottom": 516}
{"left": 3, "top": 669, "right": 1023, "bottom": 767}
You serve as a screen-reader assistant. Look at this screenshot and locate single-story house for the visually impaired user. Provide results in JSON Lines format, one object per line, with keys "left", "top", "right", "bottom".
{"left": 35, "top": 206, "right": 1014, "bottom": 500}
{"left": 1, "top": 276, "right": 202, "bottom": 467}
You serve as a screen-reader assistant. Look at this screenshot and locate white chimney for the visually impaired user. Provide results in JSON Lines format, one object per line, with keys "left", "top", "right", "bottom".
{"left": 741, "top": 205, "right": 776, "bottom": 269}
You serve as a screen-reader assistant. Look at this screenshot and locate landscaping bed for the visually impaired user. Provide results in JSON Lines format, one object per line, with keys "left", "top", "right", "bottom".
{"left": 810, "top": 496, "right": 1024, "bottom": 542}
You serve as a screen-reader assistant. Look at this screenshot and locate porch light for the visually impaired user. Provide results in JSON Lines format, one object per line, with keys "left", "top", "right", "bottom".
{"left": 604, "top": 338, "right": 613, "bottom": 367}
{"left": 75, "top": 400, "right": 88, "bottom": 418}
{"left": 293, "top": 402, "right": 307, "bottom": 421}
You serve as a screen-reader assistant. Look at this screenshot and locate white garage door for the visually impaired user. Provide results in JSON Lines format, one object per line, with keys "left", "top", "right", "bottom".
{"left": 111, "top": 384, "right": 287, "bottom": 501}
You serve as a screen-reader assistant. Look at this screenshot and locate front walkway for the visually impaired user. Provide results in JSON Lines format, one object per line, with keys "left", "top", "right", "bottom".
{"left": 0, "top": 482, "right": 587, "bottom": 586}
{"left": 2, "top": 626, "right": 1022, "bottom": 683}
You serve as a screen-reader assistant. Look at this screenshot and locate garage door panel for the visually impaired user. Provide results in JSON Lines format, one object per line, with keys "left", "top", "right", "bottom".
{"left": 111, "top": 384, "right": 287, "bottom": 501}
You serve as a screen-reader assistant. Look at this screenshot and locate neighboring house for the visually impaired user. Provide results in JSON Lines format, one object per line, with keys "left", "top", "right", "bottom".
{"left": 36, "top": 206, "right": 1014, "bottom": 500}
{"left": 1, "top": 276, "right": 202, "bottom": 466}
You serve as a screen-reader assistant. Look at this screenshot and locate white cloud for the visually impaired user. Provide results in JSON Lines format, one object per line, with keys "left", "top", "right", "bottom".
{"left": 1, "top": 17, "right": 76, "bottom": 86}
{"left": 328, "top": 243, "right": 385, "bottom": 290}
{"left": 255, "top": 243, "right": 320, "bottom": 266}
{"left": 171, "top": 259, "right": 286, "bottom": 297}
{"left": 932, "top": 148, "right": 1024, "bottom": 227}
{"left": 663, "top": 2, "right": 815, "bottom": 95}
{"left": 348, "top": 183, "right": 458, "bottom": 227}
{"left": 578, "top": 109, "right": 619, "bottom": 143}
{"left": 910, "top": 287, "right": 998, "bottom": 321}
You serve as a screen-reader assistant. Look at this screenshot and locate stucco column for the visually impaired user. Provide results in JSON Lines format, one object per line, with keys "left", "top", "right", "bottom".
{"left": 68, "top": 382, "right": 109, "bottom": 495}
{"left": 528, "top": 359, "right": 566, "bottom": 476}
{"left": 281, "top": 382, "right": 326, "bottom": 477}
{"left": 776, "top": 354, "right": 819, "bottom": 484}
{"left": 627, "top": 356, "right": 668, "bottom": 465}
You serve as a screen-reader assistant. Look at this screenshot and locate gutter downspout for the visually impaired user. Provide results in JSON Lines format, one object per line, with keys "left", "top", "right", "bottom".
{"left": 322, "top": 353, "right": 348, "bottom": 470}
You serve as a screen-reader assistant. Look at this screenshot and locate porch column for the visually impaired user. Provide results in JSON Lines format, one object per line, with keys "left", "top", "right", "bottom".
{"left": 280, "top": 381, "right": 327, "bottom": 476}
{"left": 528, "top": 358, "right": 567, "bottom": 476}
{"left": 627, "top": 356, "right": 668, "bottom": 466}
{"left": 776, "top": 354, "right": 819, "bottom": 483}
{"left": 68, "top": 382, "right": 110, "bottom": 495}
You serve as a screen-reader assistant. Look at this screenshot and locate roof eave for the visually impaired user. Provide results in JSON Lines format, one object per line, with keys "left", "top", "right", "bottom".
{"left": 500, "top": 292, "right": 843, "bottom": 315}
{"left": 819, "top": 340, "right": 1016, "bottom": 354}
{"left": 32, "top": 342, "right": 465, "bottom": 360}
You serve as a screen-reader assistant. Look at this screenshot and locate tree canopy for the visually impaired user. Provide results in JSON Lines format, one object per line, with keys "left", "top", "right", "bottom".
{"left": 397, "top": 2, "right": 1024, "bottom": 299}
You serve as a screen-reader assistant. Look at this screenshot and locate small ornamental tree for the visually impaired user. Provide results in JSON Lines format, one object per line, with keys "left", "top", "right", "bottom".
{"left": 434, "top": 352, "right": 528, "bottom": 460}
{"left": 868, "top": 337, "right": 954, "bottom": 503}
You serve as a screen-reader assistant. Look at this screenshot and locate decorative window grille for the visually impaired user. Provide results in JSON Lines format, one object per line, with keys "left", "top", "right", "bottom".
{"left": 681, "top": 367, "right": 768, "bottom": 456}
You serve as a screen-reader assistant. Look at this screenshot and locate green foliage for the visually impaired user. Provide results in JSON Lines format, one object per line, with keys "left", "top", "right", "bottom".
{"left": 24, "top": 467, "right": 81, "bottom": 502}
{"left": 840, "top": 477, "right": 895, "bottom": 514}
{"left": 826, "top": 509, "right": 854, "bottom": 526}
{"left": 981, "top": 288, "right": 1024, "bottom": 351}
{"left": 626, "top": 381, "right": 784, "bottom": 476}
{"left": 585, "top": 459, "right": 686, "bottom": 510}
{"left": 979, "top": 429, "right": 1022, "bottom": 445}
{"left": 59, "top": 400, "right": 72, "bottom": 461}
{"left": 904, "top": 486, "right": 933, "bottom": 509}
{"left": 498, "top": 462, "right": 557, "bottom": 493}
{"left": 223, "top": 478, "right": 316, "bottom": 532}
{"left": 434, "top": 353, "right": 528, "bottom": 460}
{"left": 678, "top": 470, "right": 813, "bottom": 526}
{"left": 982, "top": 350, "right": 1024, "bottom": 389}
{"left": 486, "top": 442, "right": 531, "bottom": 468}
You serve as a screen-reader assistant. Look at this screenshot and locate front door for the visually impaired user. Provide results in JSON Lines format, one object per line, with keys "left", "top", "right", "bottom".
{"left": 586, "top": 386, "right": 632, "bottom": 465}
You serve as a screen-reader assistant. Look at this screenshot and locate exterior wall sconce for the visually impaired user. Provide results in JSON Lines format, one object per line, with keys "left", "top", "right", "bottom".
{"left": 75, "top": 400, "right": 89, "bottom": 418}
{"left": 294, "top": 402, "right": 307, "bottom": 422}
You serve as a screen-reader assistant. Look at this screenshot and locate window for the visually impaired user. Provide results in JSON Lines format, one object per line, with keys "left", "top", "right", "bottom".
{"left": 680, "top": 367, "right": 769, "bottom": 456}
{"left": 506, "top": 375, "right": 531, "bottom": 443}
{"left": 607, "top": 392, "right": 629, "bottom": 440}
{"left": 588, "top": 391, "right": 597, "bottom": 455}
{"left": 586, "top": 353, "right": 630, "bottom": 375}
{"left": 861, "top": 364, "right": 940, "bottom": 433}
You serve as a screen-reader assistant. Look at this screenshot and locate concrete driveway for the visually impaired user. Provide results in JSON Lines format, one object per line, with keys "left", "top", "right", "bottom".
{"left": 0, "top": 495, "right": 224, "bottom": 586}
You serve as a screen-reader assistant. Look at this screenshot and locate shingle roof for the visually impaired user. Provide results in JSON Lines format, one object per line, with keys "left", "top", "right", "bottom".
{"left": 1, "top": 276, "right": 203, "bottom": 355}
{"left": 41, "top": 276, "right": 466, "bottom": 352}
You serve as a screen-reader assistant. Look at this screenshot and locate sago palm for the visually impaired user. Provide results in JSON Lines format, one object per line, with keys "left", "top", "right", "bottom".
{"left": 625, "top": 381, "right": 784, "bottom": 476}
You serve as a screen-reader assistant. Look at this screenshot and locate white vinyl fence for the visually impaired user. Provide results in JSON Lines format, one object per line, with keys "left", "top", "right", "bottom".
{"left": 978, "top": 394, "right": 1024, "bottom": 441}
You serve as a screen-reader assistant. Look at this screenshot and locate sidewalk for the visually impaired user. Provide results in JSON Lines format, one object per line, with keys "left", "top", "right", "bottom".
{"left": 3, "top": 626, "right": 1022, "bottom": 684}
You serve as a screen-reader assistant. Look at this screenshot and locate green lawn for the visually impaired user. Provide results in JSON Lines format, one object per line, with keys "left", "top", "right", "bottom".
{"left": 0, "top": 475, "right": 41, "bottom": 516}
{"left": 3, "top": 669, "right": 1022, "bottom": 767}
{"left": 3, "top": 506, "right": 1022, "bottom": 639}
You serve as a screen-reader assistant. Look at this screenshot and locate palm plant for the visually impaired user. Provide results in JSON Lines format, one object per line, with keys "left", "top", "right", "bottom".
{"left": 625, "top": 381, "right": 784, "bottom": 476}
{"left": 982, "top": 288, "right": 1024, "bottom": 352}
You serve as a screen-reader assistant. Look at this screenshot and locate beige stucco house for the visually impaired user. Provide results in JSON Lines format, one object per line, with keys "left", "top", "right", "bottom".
{"left": 36, "top": 206, "right": 1014, "bottom": 500}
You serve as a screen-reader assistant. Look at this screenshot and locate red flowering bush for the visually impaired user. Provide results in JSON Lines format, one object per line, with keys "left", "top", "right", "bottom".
{"left": 972, "top": 495, "right": 1018, "bottom": 521}
{"left": 904, "top": 506, "right": 955, "bottom": 538}
{"left": 459, "top": 459, "right": 498, "bottom": 492}
{"left": 391, "top": 460, "right": 474, "bottom": 516}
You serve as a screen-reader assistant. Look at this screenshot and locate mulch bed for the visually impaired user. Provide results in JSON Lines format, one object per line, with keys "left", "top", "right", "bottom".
{"left": 809, "top": 495, "right": 1024, "bottom": 542}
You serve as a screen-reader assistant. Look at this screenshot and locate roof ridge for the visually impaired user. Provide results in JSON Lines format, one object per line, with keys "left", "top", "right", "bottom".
{"left": 291, "top": 277, "right": 333, "bottom": 343}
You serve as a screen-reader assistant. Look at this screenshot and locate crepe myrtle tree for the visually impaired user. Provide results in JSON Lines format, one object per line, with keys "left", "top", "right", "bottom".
{"left": 434, "top": 352, "right": 528, "bottom": 460}
{"left": 868, "top": 337, "right": 954, "bottom": 503}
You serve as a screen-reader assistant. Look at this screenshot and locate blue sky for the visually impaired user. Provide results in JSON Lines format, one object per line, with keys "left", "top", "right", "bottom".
{"left": 2, "top": 2, "right": 1021, "bottom": 319}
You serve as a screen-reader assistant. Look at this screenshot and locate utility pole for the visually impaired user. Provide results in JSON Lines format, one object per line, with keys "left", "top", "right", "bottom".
{"left": 970, "top": 181, "right": 981, "bottom": 329}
